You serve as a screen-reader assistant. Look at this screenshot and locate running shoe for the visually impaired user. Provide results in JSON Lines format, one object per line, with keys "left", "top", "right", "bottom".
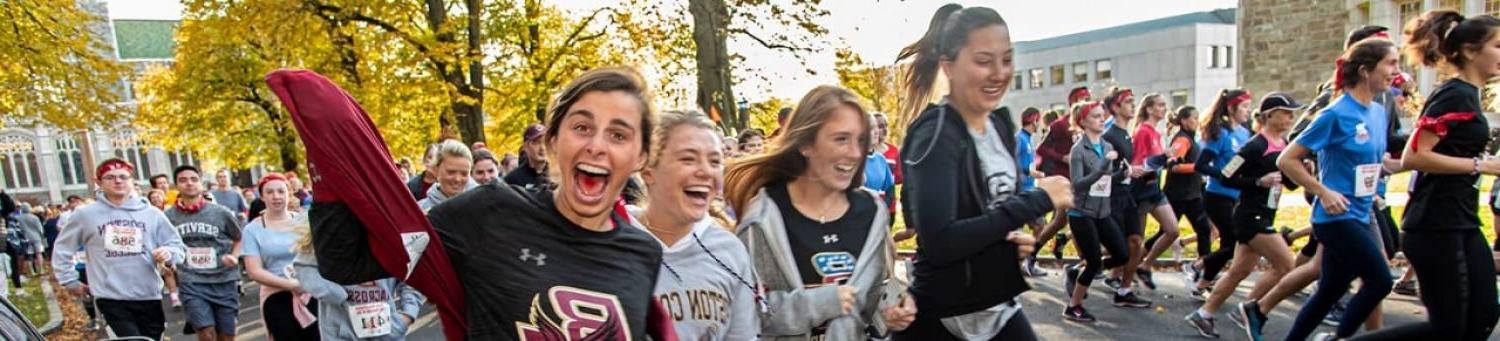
{"left": 1184, "top": 311, "right": 1220, "bottom": 338}
{"left": 1227, "top": 306, "right": 1248, "bottom": 330}
{"left": 1113, "top": 292, "right": 1152, "bottom": 308}
{"left": 1063, "top": 305, "right": 1096, "bottom": 322}
{"left": 1025, "top": 256, "right": 1050, "bottom": 277}
{"left": 1312, "top": 332, "right": 1338, "bottom": 341}
{"left": 1239, "top": 301, "right": 1267, "bottom": 341}
{"left": 1137, "top": 267, "right": 1157, "bottom": 290}
{"left": 1393, "top": 279, "right": 1418, "bottom": 296}
{"left": 1189, "top": 286, "right": 1211, "bottom": 302}
{"left": 170, "top": 292, "right": 181, "bottom": 308}
{"left": 1104, "top": 277, "right": 1124, "bottom": 291}
{"left": 1322, "top": 300, "right": 1345, "bottom": 327}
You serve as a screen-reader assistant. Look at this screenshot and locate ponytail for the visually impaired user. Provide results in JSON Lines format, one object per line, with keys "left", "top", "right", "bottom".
{"left": 897, "top": 4, "right": 1007, "bottom": 127}
{"left": 1199, "top": 89, "right": 1250, "bottom": 142}
{"left": 1406, "top": 10, "right": 1500, "bottom": 70}
{"left": 1168, "top": 105, "right": 1197, "bottom": 136}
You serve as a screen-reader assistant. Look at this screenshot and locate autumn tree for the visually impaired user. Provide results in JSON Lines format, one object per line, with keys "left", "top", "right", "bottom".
{"left": 1, "top": 0, "right": 128, "bottom": 128}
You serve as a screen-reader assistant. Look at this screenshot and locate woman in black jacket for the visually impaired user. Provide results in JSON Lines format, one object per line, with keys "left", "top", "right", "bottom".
{"left": 893, "top": 4, "right": 1072, "bottom": 340}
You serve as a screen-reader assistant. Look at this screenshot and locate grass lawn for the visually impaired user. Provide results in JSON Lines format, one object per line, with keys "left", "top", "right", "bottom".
{"left": 10, "top": 276, "right": 50, "bottom": 327}
{"left": 892, "top": 172, "right": 1500, "bottom": 259}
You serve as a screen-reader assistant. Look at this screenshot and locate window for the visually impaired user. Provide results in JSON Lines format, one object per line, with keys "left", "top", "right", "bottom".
{"left": 1014, "top": 75, "right": 1023, "bottom": 90}
{"left": 1210, "top": 46, "right": 1220, "bottom": 68}
{"left": 1400, "top": 1, "right": 1422, "bottom": 27}
{"left": 0, "top": 134, "right": 40, "bottom": 189}
{"left": 1224, "top": 46, "right": 1233, "bottom": 68}
{"left": 111, "top": 130, "right": 152, "bottom": 183}
{"left": 56, "top": 134, "right": 85, "bottom": 186}
{"left": 1029, "top": 69, "right": 1044, "bottom": 89}
{"left": 1050, "top": 65, "right": 1065, "bottom": 86}
{"left": 1072, "top": 62, "right": 1088, "bottom": 82}
{"left": 167, "top": 151, "right": 195, "bottom": 174}
{"left": 1170, "top": 89, "right": 1190, "bottom": 109}
{"left": 1488, "top": 0, "right": 1500, "bottom": 16}
{"left": 1439, "top": 0, "right": 1462, "bottom": 10}
{"left": 1096, "top": 60, "right": 1113, "bottom": 80}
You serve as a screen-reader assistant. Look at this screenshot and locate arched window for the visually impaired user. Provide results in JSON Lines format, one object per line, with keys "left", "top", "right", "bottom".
{"left": 0, "top": 134, "right": 41, "bottom": 189}
{"left": 110, "top": 130, "right": 152, "bottom": 182}
{"left": 56, "top": 134, "right": 86, "bottom": 185}
{"left": 167, "top": 151, "right": 195, "bottom": 173}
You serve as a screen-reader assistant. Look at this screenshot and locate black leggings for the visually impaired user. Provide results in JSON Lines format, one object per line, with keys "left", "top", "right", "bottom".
{"left": 894, "top": 309, "right": 1036, "bottom": 340}
{"left": 1374, "top": 206, "right": 1400, "bottom": 258}
{"left": 1165, "top": 196, "right": 1213, "bottom": 258}
{"left": 1071, "top": 216, "right": 1128, "bottom": 290}
{"left": 1200, "top": 193, "right": 1237, "bottom": 281}
{"left": 263, "top": 291, "right": 321, "bottom": 340}
{"left": 1353, "top": 229, "right": 1498, "bottom": 340}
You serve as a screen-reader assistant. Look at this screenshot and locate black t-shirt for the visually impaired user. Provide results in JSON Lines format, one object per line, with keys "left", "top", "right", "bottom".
{"left": 1404, "top": 79, "right": 1489, "bottom": 231}
{"left": 1225, "top": 134, "right": 1297, "bottom": 214}
{"left": 1164, "top": 130, "right": 1204, "bottom": 202}
{"left": 766, "top": 182, "right": 875, "bottom": 287}
{"left": 428, "top": 184, "right": 662, "bottom": 339}
{"left": 1102, "top": 124, "right": 1136, "bottom": 209}
{"left": 502, "top": 162, "right": 548, "bottom": 190}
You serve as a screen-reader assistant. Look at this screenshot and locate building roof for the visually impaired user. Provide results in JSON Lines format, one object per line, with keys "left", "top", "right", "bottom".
{"left": 1015, "top": 8, "right": 1235, "bottom": 53}
{"left": 112, "top": 19, "right": 178, "bottom": 60}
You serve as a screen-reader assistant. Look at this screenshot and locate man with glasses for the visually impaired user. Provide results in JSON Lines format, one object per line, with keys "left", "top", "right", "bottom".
{"left": 52, "top": 158, "right": 185, "bottom": 340}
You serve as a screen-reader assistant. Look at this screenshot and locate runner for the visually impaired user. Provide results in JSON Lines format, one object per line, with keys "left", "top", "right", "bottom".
{"left": 470, "top": 149, "right": 502, "bottom": 186}
{"left": 52, "top": 158, "right": 186, "bottom": 340}
{"left": 242, "top": 173, "right": 319, "bottom": 340}
{"left": 1061, "top": 101, "right": 1131, "bottom": 322}
{"left": 1097, "top": 87, "right": 1151, "bottom": 308}
{"left": 630, "top": 109, "right": 758, "bottom": 340}
{"left": 1189, "top": 88, "right": 1254, "bottom": 299}
{"left": 503, "top": 124, "right": 549, "bottom": 190}
{"left": 209, "top": 170, "right": 249, "bottom": 222}
{"left": 1184, "top": 93, "right": 1303, "bottom": 339}
{"left": 865, "top": 112, "right": 898, "bottom": 212}
{"left": 417, "top": 139, "right": 477, "bottom": 211}
{"left": 891, "top": 5, "right": 1066, "bottom": 339}
{"left": 1017, "top": 107, "right": 1051, "bottom": 271}
{"left": 292, "top": 220, "right": 425, "bottom": 341}
{"left": 165, "top": 165, "right": 244, "bottom": 341}
{"left": 1031, "top": 87, "right": 1093, "bottom": 267}
{"left": 737, "top": 129, "right": 766, "bottom": 156}
{"left": 1356, "top": 11, "right": 1500, "bottom": 340}
{"left": 725, "top": 85, "right": 908, "bottom": 339}
{"left": 1276, "top": 37, "right": 1398, "bottom": 341}
{"left": 1162, "top": 106, "right": 1215, "bottom": 283}
{"left": 1130, "top": 93, "right": 1179, "bottom": 290}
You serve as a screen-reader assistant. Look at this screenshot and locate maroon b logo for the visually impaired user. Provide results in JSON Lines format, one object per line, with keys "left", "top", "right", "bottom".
{"left": 516, "top": 286, "right": 630, "bottom": 341}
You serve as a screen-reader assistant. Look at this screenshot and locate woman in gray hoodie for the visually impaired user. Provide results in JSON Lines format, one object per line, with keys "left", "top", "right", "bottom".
{"left": 1061, "top": 101, "right": 1131, "bottom": 323}
{"left": 291, "top": 222, "right": 425, "bottom": 340}
{"left": 725, "top": 86, "right": 914, "bottom": 340}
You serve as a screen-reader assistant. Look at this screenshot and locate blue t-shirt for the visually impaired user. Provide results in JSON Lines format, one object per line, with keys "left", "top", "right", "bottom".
{"left": 1203, "top": 126, "right": 1252, "bottom": 198}
{"left": 1017, "top": 130, "right": 1036, "bottom": 190}
{"left": 241, "top": 214, "right": 303, "bottom": 278}
{"left": 1292, "top": 94, "right": 1387, "bottom": 224}
{"left": 863, "top": 153, "right": 896, "bottom": 210}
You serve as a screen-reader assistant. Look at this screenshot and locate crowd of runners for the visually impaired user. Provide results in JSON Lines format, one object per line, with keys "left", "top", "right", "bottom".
{"left": 9, "top": 3, "right": 1500, "bottom": 341}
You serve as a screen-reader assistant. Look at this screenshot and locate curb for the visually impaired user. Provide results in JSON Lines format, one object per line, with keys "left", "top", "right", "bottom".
{"left": 38, "top": 280, "right": 62, "bottom": 335}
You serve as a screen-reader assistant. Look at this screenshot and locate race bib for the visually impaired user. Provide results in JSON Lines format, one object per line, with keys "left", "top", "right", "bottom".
{"left": 103, "top": 224, "right": 142, "bottom": 254}
{"left": 1089, "top": 175, "right": 1112, "bottom": 197}
{"left": 1267, "top": 184, "right": 1282, "bottom": 210}
{"left": 186, "top": 247, "right": 217, "bottom": 270}
{"left": 1222, "top": 156, "right": 1245, "bottom": 178}
{"left": 350, "top": 301, "right": 392, "bottom": 338}
{"left": 1355, "top": 164, "right": 1379, "bottom": 197}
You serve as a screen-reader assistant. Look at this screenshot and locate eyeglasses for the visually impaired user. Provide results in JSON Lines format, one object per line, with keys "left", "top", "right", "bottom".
{"left": 99, "top": 175, "right": 133, "bottom": 182}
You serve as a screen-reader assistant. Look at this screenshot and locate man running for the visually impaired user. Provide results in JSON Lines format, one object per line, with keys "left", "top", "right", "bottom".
{"left": 208, "top": 170, "right": 249, "bottom": 222}
{"left": 53, "top": 158, "right": 186, "bottom": 340}
{"left": 166, "top": 165, "right": 244, "bottom": 341}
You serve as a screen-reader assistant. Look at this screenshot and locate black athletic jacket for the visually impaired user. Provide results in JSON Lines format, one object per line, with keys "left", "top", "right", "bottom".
{"left": 899, "top": 103, "right": 1055, "bottom": 318}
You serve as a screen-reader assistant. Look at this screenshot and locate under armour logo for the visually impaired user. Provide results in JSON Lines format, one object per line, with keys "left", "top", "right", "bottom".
{"left": 519, "top": 248, "right": 546, "bottom": 266}
{"left": 822, "top": 234, "right": 838, "bottom": 244}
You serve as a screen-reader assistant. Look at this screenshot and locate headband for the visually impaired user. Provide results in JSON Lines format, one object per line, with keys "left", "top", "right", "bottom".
{"left": 1369, "top": 31, "right": 1390, "bottom": 40}
{"left": 1073, "top": 101, "right": 1102, "bottom": 127}
{"left": 1443, "top": 21, "right": 1459, "bottom": 40}
{"left": 257, "top": 173, "right": 288, "bottom": 194}
{"left": 1227, "top": 92, "right": 1253, "bottom": 107}
{"left": 1109, "top": 89, "right": 1135, "bottom": 109}
{"left": 95, "top": 159, "right": 134, "bottom": 179}
{"left": 1069, "top": 88, "right": 1092, "bottom": 104}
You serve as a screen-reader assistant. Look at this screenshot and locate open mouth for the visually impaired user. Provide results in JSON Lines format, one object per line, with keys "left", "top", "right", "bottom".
{"left": 981, "top": 85, "right": 1003, "bottom": 97}
{"left": 835, "top": 163, "right": 856, "bottom": 178}
{"left": 683, "top": 185, "right": 711, "bottom": 205}
{"left": 574, "top": 163, "right": 610, "bottom": 201}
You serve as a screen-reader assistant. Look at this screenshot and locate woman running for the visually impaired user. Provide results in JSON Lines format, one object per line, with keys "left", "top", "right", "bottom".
{"left": 242, "top": 173, "right": 320, "bottom": 340}
{"left": 1163, "top": 106, "right": 1215, "bottom": 278}
{"left": 630, "top": 109, "right": 758, "bottom": 340}
{"left": 1131, "top": 93, "right": 1179, "bottom": 291}
{"left": 726, "top": 86, "right": 910, "bottom": 339}
{"left": 1062, "top": 101, "right": 1130, "bottom": 322}
{"left": 1359, "top": 10, "right": 1500, "bottom": 340}
{"left": 1276, "top": 37, "right": 1399, "bottom": 341}
{"left": 1189, "top": 89, "right": 1254, "bottom": 299}
{"left": 890, "top": 4, "right": 1068, "bottom": 339}
{"left": 1185, "top": 93, "right": 1303, "bottom": 339}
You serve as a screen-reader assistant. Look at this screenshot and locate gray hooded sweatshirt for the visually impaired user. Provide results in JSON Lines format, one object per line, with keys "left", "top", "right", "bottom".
{"left": 295, "top": 253, "right": 425, "bottom": 340}
{"left": 417, "top": 179, "right": 478, "bottom": 211}
{"left": 52, "top": 192, "right": 186, "bottom": 301}
{"left": 735, "top": 188, "right": 892, "bottom": 340}
{"left": 1070, "top": 136, "right": 1117, "bottom": 219}
{"left": 627, "top": 206, "right": 759, "bottom": 340}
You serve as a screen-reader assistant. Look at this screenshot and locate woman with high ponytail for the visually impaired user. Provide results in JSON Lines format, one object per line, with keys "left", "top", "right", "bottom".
{"left": 893, "top": 4, "right": 1071, "bottom": 340}
{"left": 1358, "top": 10, "right": 1500, "bottom": 340}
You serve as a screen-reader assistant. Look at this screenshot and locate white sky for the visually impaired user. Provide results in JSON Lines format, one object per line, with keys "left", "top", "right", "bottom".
{"left": 106, "top": 0, "right": 1237, "bottom": 101}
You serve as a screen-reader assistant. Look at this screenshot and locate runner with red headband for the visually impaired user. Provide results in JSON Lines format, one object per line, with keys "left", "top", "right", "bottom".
{"left": 1182, "top": 88, "right": 1253, "bottom": 306}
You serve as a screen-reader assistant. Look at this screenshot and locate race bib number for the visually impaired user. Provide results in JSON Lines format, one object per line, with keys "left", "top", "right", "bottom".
{"left": 349, "top": 302, "right": 392, "bottom": 338}
{"left": 1355, "top": 164, "right": 1379, "bottom": 197}
{"left": 1267, "top": 184, "right": 1282, "bottom": 210}
{"left": 1089, "top": 175, "right": 1112, "bottom": 197}
{"left": 103, "top": 224, "right": 142, "bottom": 254}
{"left": 1221, "top": 156, "right": 1245, "bottom": 178}
{"left": 186, "top": 247, "right": 216, "bottom": 270}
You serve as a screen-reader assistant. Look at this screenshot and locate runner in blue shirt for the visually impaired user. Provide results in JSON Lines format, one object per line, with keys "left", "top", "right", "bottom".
{"left": 1186, "top": 89, "right": 1253, "bottom": 298}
